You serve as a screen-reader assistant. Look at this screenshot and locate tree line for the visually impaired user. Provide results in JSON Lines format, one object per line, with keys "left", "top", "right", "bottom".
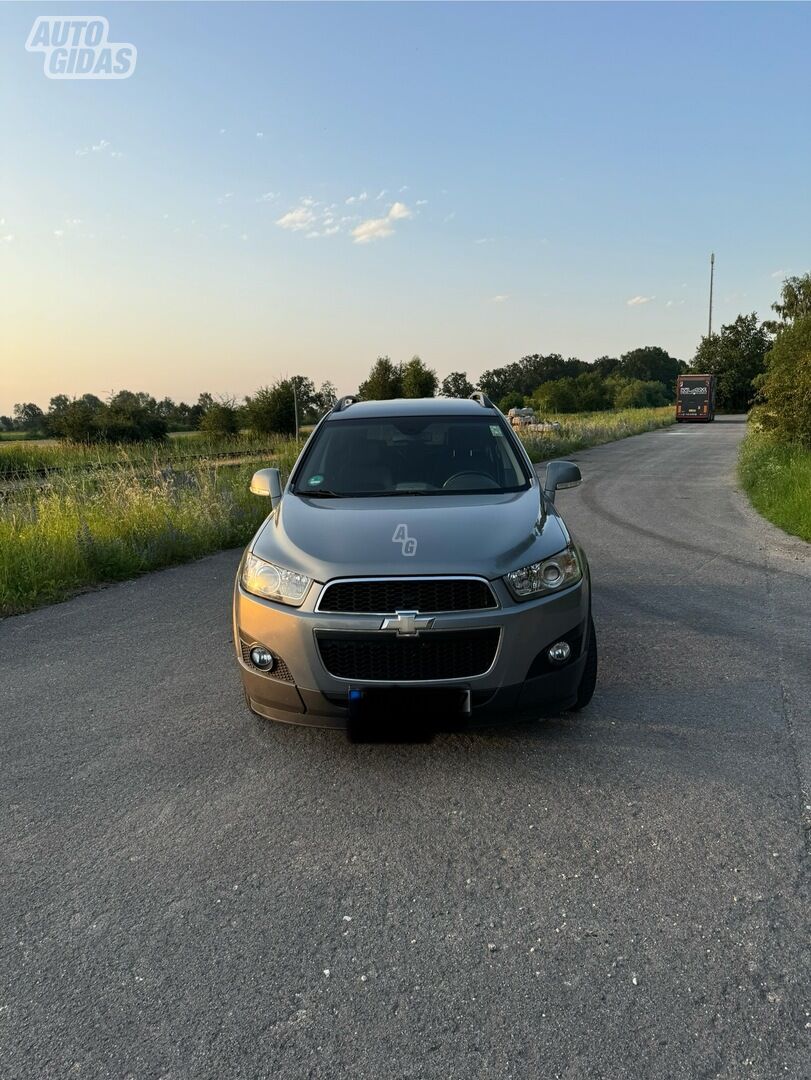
{"left": 6, "top": 273, "right": 809, "bottom": 444}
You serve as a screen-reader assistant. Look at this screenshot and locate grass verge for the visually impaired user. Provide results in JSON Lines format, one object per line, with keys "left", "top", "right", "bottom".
{"left": 738, "top": 432, "right": 811, "bottom": 542}
{"left": 0, "top": 447, "right": 300, "bottom": 616}
{"left": 518, "top": 406, "right": 673, "bottom": 461}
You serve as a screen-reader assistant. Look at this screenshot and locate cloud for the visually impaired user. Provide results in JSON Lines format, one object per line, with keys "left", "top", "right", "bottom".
{"left": 217, "top": 192, "right": 234, "bottom": 204}
{"left": 1, "top": 233, "right": 14, "bottom": 244}
{"left": 626, "top": 295, "right": 655, "bottom": 306}
{"left": 475, "top": 237, "right": 494, "bottom": 245}
{"left": 53, "top": 229, "right": 64, "bottom": 238}
{"left": 257, "top": 191, "right": 279, "bottom": 203}
{"left": 490, "top": 294, "right": 509, "bottom": 303}
{"left": 416, "top": 199, "right": 428, "bottom": 206}
{"left": 276, "top": 204, "right": 317, "bottom": 232}
{"left": 256, "top": 132, "right": 264, "bottom": 139}
{"left": 352, "top": 202, "right": 413, "bottom": 244}
{"left": 352, "top": 216, "right": 395, "bottom": 244}
{"left": 219, "top": 128, "right": 226, "bottom": 135}
{"left": 75, "top": 138, "right": 112, "bottom": 157}
{"left": 387, "top": 201, "right": 411, "bottom": 221}
{"left": 345, "top": 191, "right": 368, "bottom": 205}
{"left": 376, "top": 189, "right": 387, "bottom": 200}
{"left": 771, "top": 268, "right": 789, "bottom": 279}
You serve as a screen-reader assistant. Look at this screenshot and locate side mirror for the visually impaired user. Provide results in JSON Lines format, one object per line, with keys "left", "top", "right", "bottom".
{"left": 543, "top": 460, "right": 581, "bottom": 503}
{"left": 250, "top": 467, "right": 283, "bottom": 506}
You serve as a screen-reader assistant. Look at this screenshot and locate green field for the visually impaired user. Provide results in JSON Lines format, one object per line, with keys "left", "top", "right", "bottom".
{"left": 0, "top": 408, "right": 674, "bottom": 616}
{"left": 0, "top": 431, "right": 285, "bottom": 479}
{"left": 738, "top": 432, "right": 811, "bottom": 543}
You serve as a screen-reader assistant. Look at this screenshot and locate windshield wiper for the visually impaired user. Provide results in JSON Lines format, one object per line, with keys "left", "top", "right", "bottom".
{"left": 297, "top": 488, "right": 347, "bottom": 498}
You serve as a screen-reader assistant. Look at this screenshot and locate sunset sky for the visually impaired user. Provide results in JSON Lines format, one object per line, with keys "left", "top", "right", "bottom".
{"left": 2, "top": 1, "right": 810, "bottom": 413}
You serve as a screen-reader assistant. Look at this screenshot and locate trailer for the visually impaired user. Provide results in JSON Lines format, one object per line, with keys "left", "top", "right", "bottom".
{"left": 676, "top": 374, "right": 717, "bottom": 422}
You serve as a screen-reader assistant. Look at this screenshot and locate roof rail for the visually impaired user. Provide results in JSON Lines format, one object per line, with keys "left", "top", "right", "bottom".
{"left": 469, "top": 391, "right": 494, "bottom": 408}
{"left": 332, "top": 395, "right": 359, "bottom": 413}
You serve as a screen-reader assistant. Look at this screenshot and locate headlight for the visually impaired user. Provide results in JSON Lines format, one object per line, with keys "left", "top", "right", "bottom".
{"left": 504, "top": 546, "right": 582, "bottom": 600}
{"left": 240, "top": 552, "right": 311, "bottom": 606}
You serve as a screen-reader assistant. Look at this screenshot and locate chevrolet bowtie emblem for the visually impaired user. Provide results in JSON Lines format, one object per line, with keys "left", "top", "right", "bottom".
{"left": 380, "top": 611, "right": 435, "bottom": 636}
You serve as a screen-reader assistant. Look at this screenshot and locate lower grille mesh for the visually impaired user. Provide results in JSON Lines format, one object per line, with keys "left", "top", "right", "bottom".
{"left": 240, "top": 641, "right": 294, "bottom": 682}
{"left": 316, "top": 629, "right": 499, "bottom": 682}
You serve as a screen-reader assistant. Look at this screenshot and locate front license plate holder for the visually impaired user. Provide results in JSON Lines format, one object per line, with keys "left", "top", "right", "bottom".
{"left": 347, "top": 686, "right": 471, "bottom": 742}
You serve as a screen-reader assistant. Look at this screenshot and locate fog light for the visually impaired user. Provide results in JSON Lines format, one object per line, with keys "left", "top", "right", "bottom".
{"left": 249, "top": 646, "right": 275, "bottom": 671}
{"left": 548, "top": 641, "right": 571, "bottom": 664}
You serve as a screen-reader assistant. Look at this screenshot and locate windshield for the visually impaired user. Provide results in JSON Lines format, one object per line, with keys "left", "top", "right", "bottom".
{"left": 292, "top": 415, "right": 531, "bottom": 496}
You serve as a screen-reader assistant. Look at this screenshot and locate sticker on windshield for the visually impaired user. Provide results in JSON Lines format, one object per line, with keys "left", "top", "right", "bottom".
{"left": 308, "top": 474, "right": 324, "bottom": 486}
{"left": 490, "top": 425, "right": 504, "bottom": 437}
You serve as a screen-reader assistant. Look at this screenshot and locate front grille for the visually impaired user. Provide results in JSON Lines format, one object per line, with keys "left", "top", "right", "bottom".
{"left": 318, "top": 578, "right": 497, "bottom": 614}
{"left": 240, "top": 640, "right": 294, "bottom": 682}
{"left": 316, "top": 629, "right": 500, "bottom": 682}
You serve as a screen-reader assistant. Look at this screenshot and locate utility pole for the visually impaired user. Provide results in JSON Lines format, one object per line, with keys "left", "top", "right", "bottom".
{"left": 708, "top": 252, "right": 715, "bottom": 337}
{"left": 292, "top": 379, "right": 299, "bottom": 442}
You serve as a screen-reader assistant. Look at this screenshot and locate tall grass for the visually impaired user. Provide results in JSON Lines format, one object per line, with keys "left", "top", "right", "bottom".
{"left": 738, "top": 432, "right": 811, "bottom": 542}
{"left": 0, "top": 445, "right": 301, "bottom": 616}
{"left": 518, "top": 406, "right": 673, "bottom": 461}
{"left": 0, "top": 432, "right": 294, "bottom": 479}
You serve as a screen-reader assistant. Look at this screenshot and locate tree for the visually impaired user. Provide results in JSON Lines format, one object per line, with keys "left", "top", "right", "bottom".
{"left": 753, "top": 314, "right": 811, "bottom": 445}
{"left": 401, "top": 356, "right": 437, "bottom": 398}
{"left": 618, "top": 346, "right": 681, "bottom": 398}
{"left": 13, "top": 403, "right": 45, "bottom": 432}
{"left": 0, "top": 416, "right": 13, "bottom": 432}
{"left": 591, "top": 355, "right": 620, "bottom": 378}
{"left": 199, "top": 398, "right": 240, "bottom": 436}
{"left": 765, "top": 273, "right": 811, "bottom": 332}
{"left": 531, "top": 379, "right": 580, "bottom": 413}
{"left": 313, "top": 381, "right": 337, "bottom": 416}
{"left": 246, "top": 380, "right": 300, "bottom": 436}
{"left": 44, "top": 394, "right": 71, "bottom": 436}
{"left": 573, "top": 371, "right": 611, "bottom": 412}
{"left": 479, "top": 354, "right": 588, "bottom": 402}
{"left": 58, "top": 398, "right": 105, "bottom": 442}
{"left": 612, "top": 379, "right": 669, "bottom": 409}
{"left": 358, "top": 356, "right": 402, "bottom": 400}
{"left": 440, "top": 371, "right": 475, "bottom": 398}
{"left": 498, "top": 392, "right": 525, "bottom": 413}
{"left": 692, "top": 313, "right": 771, "bottom": 412}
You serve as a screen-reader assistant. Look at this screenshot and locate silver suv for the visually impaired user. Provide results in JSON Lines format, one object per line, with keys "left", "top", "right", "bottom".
{"left": 233, "top": 394, "right": 596, "bottom": 733}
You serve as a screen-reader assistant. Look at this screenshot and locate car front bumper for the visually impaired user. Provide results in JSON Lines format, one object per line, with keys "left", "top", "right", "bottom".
{"left": 233, "top": 572, "right": 590, "bottom": 729}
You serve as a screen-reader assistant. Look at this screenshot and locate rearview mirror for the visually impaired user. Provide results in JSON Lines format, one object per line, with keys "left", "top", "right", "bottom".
{"left": 250, "top": 467, "right": 283, "bottom": 506}
{"left": 543, "top": 460, "right": 581, "bottom": 503}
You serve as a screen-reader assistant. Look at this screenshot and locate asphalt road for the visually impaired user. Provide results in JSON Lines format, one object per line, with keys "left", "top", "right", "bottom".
{"left": 2, "top": 416, "right": 809, "bottom": 1080}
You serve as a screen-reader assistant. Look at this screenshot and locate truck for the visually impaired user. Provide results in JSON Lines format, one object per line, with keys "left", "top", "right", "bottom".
{"left": 676, "top": 373, "right": 717, "bottom": 422}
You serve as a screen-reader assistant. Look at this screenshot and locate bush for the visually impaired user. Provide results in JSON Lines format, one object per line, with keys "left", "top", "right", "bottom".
{"left": 752, "top": 315, "right": 811, "bottom": 446}
{"left": 739, "top": 432, "right": 811, "bottom": 541}
{"left": 246, "top": 381, "right": 297, "bottom": 436}
{"left": 612, "top": 379, "right": 669, "bottom": 409}
{"left": 199, "top": 400, "right": 240, "bottom": 437}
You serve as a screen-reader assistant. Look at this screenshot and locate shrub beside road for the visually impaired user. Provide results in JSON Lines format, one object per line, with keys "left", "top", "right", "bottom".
{"left": 739, "top": 436, "right": 811, "bottom": 543}
{"left": 740, "top": 310, "right": 811, "bottom": 543}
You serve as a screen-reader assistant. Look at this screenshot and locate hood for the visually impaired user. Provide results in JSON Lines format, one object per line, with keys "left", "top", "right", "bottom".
{"left": 251, "top": 488, "right": 569, "bottom": 582}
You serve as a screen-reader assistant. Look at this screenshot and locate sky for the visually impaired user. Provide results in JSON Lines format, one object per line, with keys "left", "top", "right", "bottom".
{"left": 1, "top": 1, "right": 810, "bottom": 413}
